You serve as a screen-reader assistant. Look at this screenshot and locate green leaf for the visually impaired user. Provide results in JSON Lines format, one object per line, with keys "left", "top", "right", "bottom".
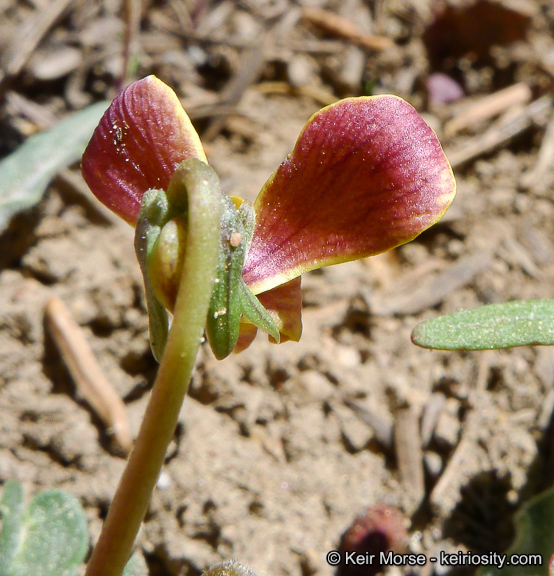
{"left": 478, "top": 487, "right": 554, "bottom": 576}
{"left": 5, "top": 487, "right": 88, "bottom": 576}
{"left": 0, "top": 101, "right": 109, "bottom": 232}
{"left": 0, "top": 481, "right": 25, "bottom": 576}
{"left": 411, "top": 299, "right": 554, "bottom": 350}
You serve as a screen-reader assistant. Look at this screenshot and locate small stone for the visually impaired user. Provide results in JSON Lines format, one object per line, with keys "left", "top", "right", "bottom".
{"left": 157, "top": 471, "right": 173, "bottom": 490}
{"left": 434, "top": 399, "right": 461, "bottom": 449}
{"left": 424, "top": 451, "right": 443, "bottom": 478}
{"left": 286, "top": 370, "right": 336, "bottom": 405}
{"left": 288, "top": 55, "right": 318, "bottom": 88}
{"left": 332, "top": 402, "right": 373, "bottom": 453}
{"left": 300, "top": 548, "right": 320, "bottom": 576}
{"left": 427, "top": 73, "right": 464, "bottom": 104}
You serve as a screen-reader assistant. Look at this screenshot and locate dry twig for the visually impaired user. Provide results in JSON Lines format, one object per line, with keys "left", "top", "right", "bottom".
{"left": 520, "top": 112, "right": 554, "bottom": 190}
{"left": 301, "top": 7, "right": 393, "bottom": 51}
{"left": 202, "top": 33, "right": 270, "bottom": 142}
{"left": 0, "top": 0, "right": 75, "bottom": 97}
{"left": 366, "top": 250, "right": 493, "bottom": 316}
{"left": 394, "top": 407, "right": 425, "bottom": 514}
{"left": 446, "top": 96, "right": 552, "bottom": 168}
{"left": 444, "top": 83, "right": 532, "bottom": 137}
{"left": 45, "top": 296, "right": 132, "bottom": 454}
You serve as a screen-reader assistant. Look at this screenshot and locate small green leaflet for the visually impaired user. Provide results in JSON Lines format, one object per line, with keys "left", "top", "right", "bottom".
{"left": 0, "top": 101, "right": 109, "bottom": 232}
{"left": 412, "top": 299, "right": 554, "bottom": 351}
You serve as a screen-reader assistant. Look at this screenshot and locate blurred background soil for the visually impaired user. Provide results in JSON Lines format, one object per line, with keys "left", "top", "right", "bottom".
{"left": 1, "top": 0, "right": 553, "bottom": 575}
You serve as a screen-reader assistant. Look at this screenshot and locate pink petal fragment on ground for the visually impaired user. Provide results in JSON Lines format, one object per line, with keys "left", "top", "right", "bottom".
{"left": 82, "top": 76, "right": 206, "bottom": 224}
{"left": 243, "top": 96, "right": 456, "bottom": 293}
{"left": 427, "top": 73, "right": 464, "bottom": 104}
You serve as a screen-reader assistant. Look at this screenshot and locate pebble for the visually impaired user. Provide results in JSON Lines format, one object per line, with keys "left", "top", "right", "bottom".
{"left": 424, "top": 451, "right": 443, "bottom": 478}
{"left": 434, "top": 403, "right": 461, "bottom": 449}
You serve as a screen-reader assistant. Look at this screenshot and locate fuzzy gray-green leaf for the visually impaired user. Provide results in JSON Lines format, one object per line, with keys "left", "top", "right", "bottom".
{"left": 8, "top": 489, "right": 88, "bottom": 576}
{"left": 0, "top": 101, "right": 108, "bottom": 232}
{"left": 412, "top": 299, "right": 554, "bottom": 350}
{"left": 0, "top": 481, "right": 25, "bottom": 576}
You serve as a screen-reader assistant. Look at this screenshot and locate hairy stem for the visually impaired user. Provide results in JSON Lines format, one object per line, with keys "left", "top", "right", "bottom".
{"left": 85, "top": 159, "right": 222, "bottom": 576}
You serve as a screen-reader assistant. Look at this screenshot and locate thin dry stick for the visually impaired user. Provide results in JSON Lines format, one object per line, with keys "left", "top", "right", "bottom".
{"left": 367, "top": 250, "right": 493, "bottom": 316}
{"left": 254, "top": 81, "right": 338, "bottom": 106}
{"left": 203, "top": 32, "right": 270, "bottom": 142}
{"left": 521, "top": 112, "right": 554, "bottom": 189}
{"left": 301, "top": 7, "right": 393, "bottom": 51}
{"left": 45, "top": 296, "right": 132, "bottom": 454}
{"left": 394, "top": 407, "right": 425, "bottom": 514}
{"left": 444, "top": 83, "right": 532, "bottom": 137}
{"left": 446, "top": 96, "right": 552, "bottom": 168}
{"left": 420, "top": 393, "right": 446, "bottom": 448}
{"left": 0, "top": 0, "right": 75, "bottom": 95}
{"left": 120, "top": 0, "right": 142, "bottom": 90}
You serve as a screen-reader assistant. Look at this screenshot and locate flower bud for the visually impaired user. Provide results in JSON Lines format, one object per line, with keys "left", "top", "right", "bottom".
{"left": 147, "top": 216, "right": 187, "bottom": 312}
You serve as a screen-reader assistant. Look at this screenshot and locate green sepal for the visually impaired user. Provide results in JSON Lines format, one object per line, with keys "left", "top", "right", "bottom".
{"left": 134, "top": 188, "right": 172, "bottom": 362}
{"left": 206, "top": 196, "right": 246, "bottom": 360}
{"left": 239, "top": 279, "right": 280, "bottom": 343}
{"left": 205, "top": 197, "right": 281, "bottom": 359}
{"left": 236, "top": 200, "right": 279, "bottom": 343}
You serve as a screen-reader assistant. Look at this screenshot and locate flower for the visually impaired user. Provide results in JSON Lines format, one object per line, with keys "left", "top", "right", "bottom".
{"left": 82, "top": 76, "right": 456, "bottom": 356}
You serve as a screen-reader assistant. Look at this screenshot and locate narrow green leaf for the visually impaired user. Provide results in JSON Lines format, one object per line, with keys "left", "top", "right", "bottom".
{"left": 0, "top": 101, "right": 108, "bottom": 232}
{"left": 0, "top": 481, "right": 25, "bottom": 576}
{"left": 412, "top": 299, "right": 554, "bottom": 351}
{"left": 478, "top": 487, "right": 554, "bottom": 576}
{"left": 8, "top": 489, "right": 88, "bottom": 576}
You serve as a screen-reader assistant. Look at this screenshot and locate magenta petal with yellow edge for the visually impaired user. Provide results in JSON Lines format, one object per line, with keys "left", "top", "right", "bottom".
{"left": 82, "top": 76, "right": 206, "bottom": 225}
{"left": 242, "top": 96, "right": 456, "bottom": 294}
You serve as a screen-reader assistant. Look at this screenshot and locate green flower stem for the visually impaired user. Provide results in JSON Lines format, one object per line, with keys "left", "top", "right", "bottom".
{"left": 85, "top": 160, "right": 222, "bottom": 576}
